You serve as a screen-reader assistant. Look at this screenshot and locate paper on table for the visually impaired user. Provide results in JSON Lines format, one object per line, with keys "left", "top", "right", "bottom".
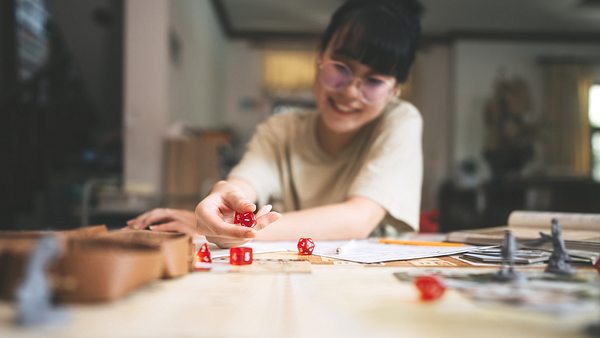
{"left": 207, "top": 239, "right": 481, "bottom": 263}
{"left": 312, "top": 240, "right": 481, "bottom": 264}
{"left": 210, "top": 241, "right": 298, "bottom": 258}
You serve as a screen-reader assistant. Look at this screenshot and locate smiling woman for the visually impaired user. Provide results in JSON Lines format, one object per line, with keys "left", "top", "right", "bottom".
{"left": 128, "top": 0, "right": 426, "bottom": 246}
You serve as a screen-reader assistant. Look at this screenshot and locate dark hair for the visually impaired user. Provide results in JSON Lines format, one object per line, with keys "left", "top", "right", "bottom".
{"left": 319, "top": 0, "right": 424, "bottom": 83}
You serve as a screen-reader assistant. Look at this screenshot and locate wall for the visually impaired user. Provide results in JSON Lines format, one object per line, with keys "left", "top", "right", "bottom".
{"left": 168, "top": 0, "right": 225, "bottom": 128}
{"left": 222, "top": 41, "right": 265, "bottom": 140}
{"left": 123, "top": 0, "right": 169, "bottom": 195}
{"left": 453, "top": 40, "right": 600, "bottom": 179}
{"left": 124, "top": 0, "right": 227, "bottom": 196}
{"left": 410, "top": 45, "right": 452, "bottom": 210}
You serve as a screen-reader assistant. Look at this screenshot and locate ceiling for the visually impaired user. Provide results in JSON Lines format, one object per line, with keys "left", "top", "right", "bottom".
{"left": 212, "top": 0, "right": 600, "bottom": 41}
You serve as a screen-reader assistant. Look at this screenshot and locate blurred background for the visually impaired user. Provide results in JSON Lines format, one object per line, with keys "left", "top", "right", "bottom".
{"left": 1, "top": 0, "right": 599, "bottom": 232}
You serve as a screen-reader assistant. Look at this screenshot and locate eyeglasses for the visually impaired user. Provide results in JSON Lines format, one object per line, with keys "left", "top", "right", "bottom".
{"left": 317, "top": 60, "right": 396, "bottom": 104}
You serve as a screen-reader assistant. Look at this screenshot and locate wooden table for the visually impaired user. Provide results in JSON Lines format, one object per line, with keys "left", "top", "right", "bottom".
{"left": 0, "top": 252, "right": 597, "bottom": 338}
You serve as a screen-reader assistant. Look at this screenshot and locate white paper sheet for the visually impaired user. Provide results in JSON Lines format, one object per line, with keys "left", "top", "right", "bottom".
{"left": 311, "top": 240, "right": 480, "bottom": 264}
{"left": 210, "top": 241, "right": 298, "bottom": 258}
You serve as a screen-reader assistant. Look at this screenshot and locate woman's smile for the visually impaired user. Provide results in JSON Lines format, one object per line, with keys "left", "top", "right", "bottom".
{"left": 327, "top": 96, "right": 361, "bottom": 116}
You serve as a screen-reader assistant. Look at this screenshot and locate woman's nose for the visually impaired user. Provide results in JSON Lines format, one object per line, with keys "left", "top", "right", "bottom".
{"left": 338, "top": 78, "right": 363, "bottom": 101}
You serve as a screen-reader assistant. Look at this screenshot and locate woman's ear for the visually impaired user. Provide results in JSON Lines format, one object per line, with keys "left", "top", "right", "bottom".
{"left": 391, "top": 85, "right": 402, "bottom": 99}
{"left": 316, "top": 51, "right": 324, "bottom": 66}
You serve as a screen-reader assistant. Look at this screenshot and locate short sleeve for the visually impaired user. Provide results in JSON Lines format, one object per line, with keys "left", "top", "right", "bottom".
{"left": 349, "top": 102, "right": 423, "bottom": 231}
{"left": 227, "top": 116, "right": 284, "bottom": 207}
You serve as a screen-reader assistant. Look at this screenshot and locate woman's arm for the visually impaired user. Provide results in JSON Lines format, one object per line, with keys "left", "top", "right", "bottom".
{"left": 254, "top": 196, "right": 386, "bottom": 241}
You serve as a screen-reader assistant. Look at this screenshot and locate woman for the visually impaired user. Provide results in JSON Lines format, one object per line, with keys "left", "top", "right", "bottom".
{"left": 127, "top": 0, "right": 424, "bottom": 247}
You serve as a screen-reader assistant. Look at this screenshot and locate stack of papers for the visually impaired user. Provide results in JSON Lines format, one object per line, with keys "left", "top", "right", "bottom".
{"left": 461, "top": 247, "right": 550, "bottom": 264}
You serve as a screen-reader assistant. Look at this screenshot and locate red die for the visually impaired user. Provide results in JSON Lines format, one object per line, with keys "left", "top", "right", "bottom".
{"left": 234, "top": 211, "right": 256, "bottom": 227}
{"left": 196, "top": 243, "right": 212, "bottom": 263}
{"left": 230, "top": 247, "right": 253, "bottom": 265}
{"left": 297, "top": 238, "right": 315, "bottom": 255}
{"left": 414, "top": 275, "right": 446, "bottom": 301}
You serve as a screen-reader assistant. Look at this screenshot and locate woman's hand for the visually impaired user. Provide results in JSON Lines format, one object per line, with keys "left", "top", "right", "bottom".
{"left": 206, "top": 204, "right": 279, "bottom": 248}
{"left": 126, "top": 208, "right": 197, "bottom": 235}
{"left": 196, "top": 180, "right": 281, "bottom": 248}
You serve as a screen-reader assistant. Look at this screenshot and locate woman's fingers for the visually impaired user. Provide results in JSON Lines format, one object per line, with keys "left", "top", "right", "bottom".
{"left": 254, "top": 211, "right": 282, "bottom": 231}
{"left": 148, "top": 222, "right": 193, "bottom": 235}
{"left": 204, "top": 209, "right": 281, "bottom": 247}
{"left": 126, "top": 209, "right": 197, "bottom": 232}
{"left": 222, "top": 189, "right": 256, "bottom": 214}
{"left": 203, "top": 219, "right": 257, "bottom": 239}
{"left": 126, "top": 215, "right": 147, "bottom": 230}
{"left": 255, "top": 204, "right": 272, "bottom": 218}
{"left": 126, "top": 208, "right": 175, "bottom": 229}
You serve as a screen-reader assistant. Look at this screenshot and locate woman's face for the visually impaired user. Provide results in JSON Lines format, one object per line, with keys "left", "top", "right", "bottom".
{"left": 314, "top": 42, "right": 398, "bottom": 136}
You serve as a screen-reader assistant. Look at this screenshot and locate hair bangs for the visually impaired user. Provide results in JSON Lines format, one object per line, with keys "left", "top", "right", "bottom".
{"left": 330, "top": 9, "right": 412, "bottom": 81}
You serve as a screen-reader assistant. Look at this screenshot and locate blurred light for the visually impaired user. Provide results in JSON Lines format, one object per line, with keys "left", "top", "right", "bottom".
{"left": 592, "top": 132, "right": 600, "bottom": 181}
{"left": 262, "top": 50, "right": 316, "bottom": 93}
{"left": 589, "top": 84, "right": 600, "bottom": 128}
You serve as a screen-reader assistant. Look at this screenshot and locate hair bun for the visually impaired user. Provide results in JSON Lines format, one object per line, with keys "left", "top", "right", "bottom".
{"left": 347, "top": 0, "right": 425, "bottom": 17}
{"left": 384, "top": 0, "right": 425, "bottom": 17}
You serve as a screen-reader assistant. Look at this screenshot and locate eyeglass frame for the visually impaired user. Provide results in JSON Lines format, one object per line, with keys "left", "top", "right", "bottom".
{"left": 316, "top": 59, "right": 398, "bottom": 104}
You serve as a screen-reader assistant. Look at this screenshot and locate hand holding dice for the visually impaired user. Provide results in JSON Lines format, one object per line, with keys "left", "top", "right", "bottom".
{"left": 195, "top": 181, "right": 281, "bottom": 248}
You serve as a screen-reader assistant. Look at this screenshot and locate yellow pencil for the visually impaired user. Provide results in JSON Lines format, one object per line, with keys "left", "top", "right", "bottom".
{"left": 378, "top": 238, "right": 465, "bottom": 247}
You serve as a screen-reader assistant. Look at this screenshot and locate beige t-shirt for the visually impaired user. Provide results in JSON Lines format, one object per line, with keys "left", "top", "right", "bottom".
{"left": 228, "top": 99, "right": 423, "bottom": 231}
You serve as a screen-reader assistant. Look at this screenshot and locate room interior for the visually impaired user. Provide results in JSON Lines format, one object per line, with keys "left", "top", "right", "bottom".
{"left": 1, "top": 0, "right": 599, "bottom": 232}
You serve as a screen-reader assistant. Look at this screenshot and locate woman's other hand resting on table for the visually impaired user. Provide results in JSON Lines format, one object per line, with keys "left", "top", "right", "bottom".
{"left": 126, "top": 180, "right": 281, "bottom": 247}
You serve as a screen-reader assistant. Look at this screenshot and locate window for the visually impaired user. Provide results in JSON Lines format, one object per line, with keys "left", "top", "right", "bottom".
{"left": 16, "top": 0, "right": 49, "bottom": 81}
{"left": 590, "top": 84, "right": 600, "bottom": 181}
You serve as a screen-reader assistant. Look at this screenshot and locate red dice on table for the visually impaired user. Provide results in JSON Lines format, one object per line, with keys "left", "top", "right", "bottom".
{"left": 196, "top": 243, "right": 212, "bottom": 263}
{"left": 230, "top": 247, "right": 253, "bottom": 265}
{"left": 414, "top": 275, "right": 446, "bottom": 301}
{"left": 297, "top": 238, "right": 315, "bottom": 255}
{"left": 234, "top": 211, "right": 256, "bottom": 227}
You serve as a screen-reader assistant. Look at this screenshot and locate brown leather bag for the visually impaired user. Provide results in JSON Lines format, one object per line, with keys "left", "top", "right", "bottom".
{"left": 0, "top": 226, "right": 192, "bottom": 303}
{"left": 98, "top": 230, "right": 193, "bottom": 278}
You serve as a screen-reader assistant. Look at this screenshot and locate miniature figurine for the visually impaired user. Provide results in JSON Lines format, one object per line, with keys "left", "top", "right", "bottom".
{"left": 545, "top": 218, "right": 576, "bottom": 276}
{"left": 16, "top": 236, "right": 68, "bottom": 326}
{"left": 493, "top": 230, "right": 524, "bottom": 282}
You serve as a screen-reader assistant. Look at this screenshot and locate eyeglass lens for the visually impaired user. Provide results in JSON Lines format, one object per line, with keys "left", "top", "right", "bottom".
{"left": 318, "top": 62, "right": 391, "bottom": 103}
